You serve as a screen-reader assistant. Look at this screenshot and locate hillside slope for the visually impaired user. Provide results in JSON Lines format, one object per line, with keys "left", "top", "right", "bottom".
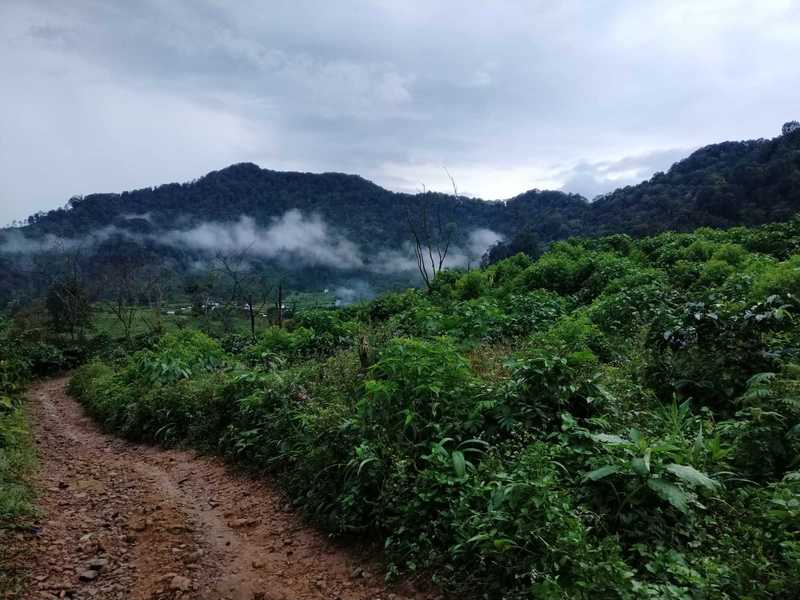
{"left": 16, "top": 163, "right": 590, "bottom": 249}
{"left": 2, "top": 128, "right": 800, "bottom": 295}
{"left": 587, "top": 129, "right": 800, "bottom": 235}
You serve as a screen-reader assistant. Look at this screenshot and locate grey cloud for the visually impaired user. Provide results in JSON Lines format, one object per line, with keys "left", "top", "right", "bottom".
{"left": 120, "top": 212, "right": 153, "bottom": 222}
{"left": 558, "top": 149, "right": 691, "bottom": 200}
{"left": 2, "top": 1, "right": 800, "bottom": 225}
{"left": 0, "top": 229, "right": 76, "bottom": 254}
{"left": 0, "top": 224, "right": 133, "bottom": 254}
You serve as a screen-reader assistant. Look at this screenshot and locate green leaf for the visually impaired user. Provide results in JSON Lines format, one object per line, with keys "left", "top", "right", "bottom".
{"left": 629, "top": 428, "right": 642, "bottom": 444}
{"left": 357, "top": 457, "right": 377, "bottom": 476}
{"left": 665, "top": 464, "right": 720, "bottom": 490}
{"left": 584, "top": 464, "right": 621, "bottom": 481}
{"left": 452, "top": 450, "right": 466, "bottom": 478}
{"left": 591, "top": 433, "right": 628, "bottom": 445}
{"left": 493, "top": 538, "right": 516, "bottom": 551}
{"left": 648, "top": 478, "right": 689, "bottom": 513}
{"left": 0, "top": 395, "right": 15, "bottom": 413}
{"left": 632, "top": 451, "right": 651, "bottom": 477}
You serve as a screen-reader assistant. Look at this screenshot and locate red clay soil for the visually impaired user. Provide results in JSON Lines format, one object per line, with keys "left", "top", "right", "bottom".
{"left": 13, "top": 377, "right": 438, "bottom": 600}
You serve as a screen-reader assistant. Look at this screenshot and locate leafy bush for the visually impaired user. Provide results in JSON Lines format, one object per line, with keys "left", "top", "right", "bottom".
{"left": 361, "top": 337, "right": 479, "bottom": 447}
{"left": 125, "top": 330, "right": 227, "bottom": 386}
{"left": 244, "top": 326, "right": 315, "bottom": 366}
{"left": 751, "top": 254, "right": 800, "bottom": 300}
{"left": 292, "top": 309, "right": 359, "bottom": 354}
{"left": 502, "top": 290, "right": 569, "bottom": 337}
{"left": 645, "top": 296, "right": 795, "bottom": 408}
{"left": 0, "top": 321, "right": 36, "bottom": 530}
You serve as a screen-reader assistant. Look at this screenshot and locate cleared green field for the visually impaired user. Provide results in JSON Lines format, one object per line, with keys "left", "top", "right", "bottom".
{"left": 91, "top": 291, "right": 336, "bottom": 340}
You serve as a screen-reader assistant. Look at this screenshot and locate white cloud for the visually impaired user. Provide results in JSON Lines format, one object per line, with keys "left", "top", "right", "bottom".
{"left": 368, "top": 228, "right": 504, "bottom": 273}
{"left": 1, "top": 207, "right": 504, "bottom": 279}
{"left": 164, "top": 212, "right": 365, "bottom": 270}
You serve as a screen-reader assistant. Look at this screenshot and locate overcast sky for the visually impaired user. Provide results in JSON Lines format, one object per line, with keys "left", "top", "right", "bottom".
{"left": 2, "top": 1, "right": 799, "bottom": 226}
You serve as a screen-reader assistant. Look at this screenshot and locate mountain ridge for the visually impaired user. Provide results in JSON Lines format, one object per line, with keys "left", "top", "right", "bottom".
{"left": 2, "top": 128, "right": 799, "bottom": 297}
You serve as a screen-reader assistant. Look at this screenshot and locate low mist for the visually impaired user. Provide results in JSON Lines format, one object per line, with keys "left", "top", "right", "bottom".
{"left": 1, "top": 209, "right": 503, "bottom": 280}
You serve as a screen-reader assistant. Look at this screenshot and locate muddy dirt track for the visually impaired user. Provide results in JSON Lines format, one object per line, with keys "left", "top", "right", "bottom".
{"left": 14, "top": 377, "right": 434, "bottom": 600}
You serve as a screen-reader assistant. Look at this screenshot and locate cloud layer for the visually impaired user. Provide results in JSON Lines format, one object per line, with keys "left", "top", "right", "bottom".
{"left": 165, "top": 212, "right": 364, "bottom": 270}
{"left": 0, "top": 210, "right": 502, "bottom": 278}
{"left": 2, "top": 1, "right": 800, "bottom": 224}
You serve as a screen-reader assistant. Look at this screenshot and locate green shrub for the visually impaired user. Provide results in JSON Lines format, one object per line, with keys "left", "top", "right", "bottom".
{"left": 450, "top": 442, "right": 631, "bottom": 598}
{"left": 751, "top": 254, "right": 800, "bottom": 300}
{"left": 244, "top": 326, "right": 315, "bottom": 366}
{"left": 645, "top": 296, "right": 795, "bottom": 409}
{"left": 292, "top": 309, "right": 359, "bottom": 354}
{"left": 125, "top": 330, "right": 227, "bottom": 386}
{"left": 503, "top": 290, "right": 569, "bottom": 337}
{"left": 0, "top": 320, "right": 37, "bottom": 550}
{"left": 361, "top": 337, "right": 479, "bottom": 447}
{"left": 456, "top": 270, "right": 486, "bottom": 300}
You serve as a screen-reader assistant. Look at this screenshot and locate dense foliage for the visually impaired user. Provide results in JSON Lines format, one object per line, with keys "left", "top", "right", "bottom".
{"left": 0, "top": 320, "right": 38, "bottom": 594}
{"left": 69, "top": 215, "right": 800, "bottom": 598}
{"left": 0, "top": 322, "right": 36, "bottom": 527}
{"left": 491, "top": 127, "right": 800, "bottom": 262}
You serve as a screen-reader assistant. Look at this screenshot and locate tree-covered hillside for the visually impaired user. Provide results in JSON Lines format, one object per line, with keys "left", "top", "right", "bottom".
{"left": 489, "top": 126, "right": 800, "bottom": 259}
{"left": 587, "top": 127, "right": 800, "bottom": 235}
{"left": 17, "top": 126, "right": 800, "bottom": 242}
{"left": 17, "top": 163, "right": 590, "bottom": 253}
{"left": 3, "top": 127, "right": 800, "bottom": 298}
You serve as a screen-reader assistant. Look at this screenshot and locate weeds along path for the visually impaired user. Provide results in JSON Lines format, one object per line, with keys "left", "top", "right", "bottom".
{"left": 20, "top": 377, "right": 430, "bottom": 600}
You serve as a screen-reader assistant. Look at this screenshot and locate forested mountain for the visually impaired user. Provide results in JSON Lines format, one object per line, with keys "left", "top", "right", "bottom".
{"left": 16, "top": 163, "right": 589, "bottom": 248}
{"left": 588, "top": 127, "right": 800, "bottom": 235}
{"left": 488, "top": 125, "right": 800, "bottom": 257}
{"left": 2, "top": 126, "right": 800, "bottom": 298}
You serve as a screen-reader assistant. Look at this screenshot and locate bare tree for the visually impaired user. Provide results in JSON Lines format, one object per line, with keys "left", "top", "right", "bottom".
{"left": 275, "top": 282, "right": 284, "bottom": 329}
{"left": 101, "top": 255, "right": 152, "bottom": 345}
{"left": 139, "top": 263, "right": 171, "bottom": 336}
{"left": 22, "top": 241, "right": 95, "bottom": 341}
{"left": 214, "top": 249, "right": 272, "bottom": 340}
{"left": 407, "top": 168, "right": 458, "bottom": 290}
{"left": 43, "top": 245, "right": 93, "bottom": 341}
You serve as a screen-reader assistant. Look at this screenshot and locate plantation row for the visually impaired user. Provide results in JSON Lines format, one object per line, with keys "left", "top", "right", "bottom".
{"left": 68, "top": 218, "right": 800, "bottom": 598}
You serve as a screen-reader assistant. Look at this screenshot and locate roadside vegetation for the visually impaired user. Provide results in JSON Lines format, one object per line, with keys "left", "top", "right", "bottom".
{"left": 0, "top": 322, "right": 41, "bottom": 595}
{"left": 63, "top": 216, "right": 800, "bottom": 598}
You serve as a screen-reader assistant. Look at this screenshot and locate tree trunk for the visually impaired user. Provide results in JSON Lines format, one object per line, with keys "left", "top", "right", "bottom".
{"left": 276, "top": 284, "right": 283, "bottom": 329}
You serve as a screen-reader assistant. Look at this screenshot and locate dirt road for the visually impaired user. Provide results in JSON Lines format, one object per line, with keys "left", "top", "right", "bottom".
{"left": 17, "top": 377, "right": 432, "bottom": 600}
